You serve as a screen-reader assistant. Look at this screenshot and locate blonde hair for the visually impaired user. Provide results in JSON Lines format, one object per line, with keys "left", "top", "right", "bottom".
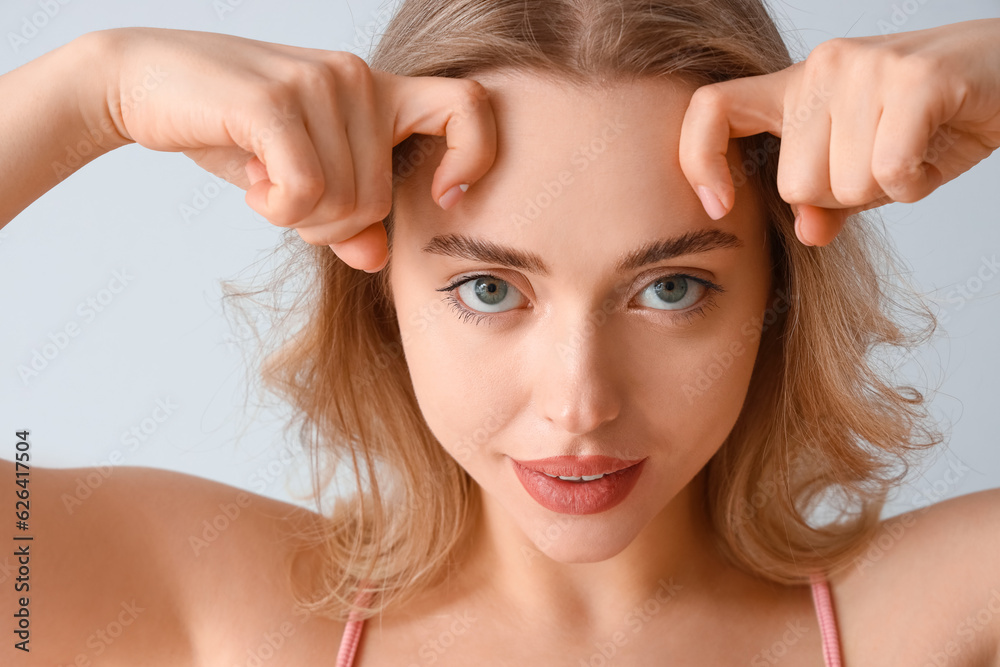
{"left": 223, "top": 0, "right": 944, "bottom": 622}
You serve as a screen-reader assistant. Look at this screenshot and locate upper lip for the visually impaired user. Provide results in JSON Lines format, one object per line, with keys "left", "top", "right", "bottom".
{"left": 510, "top": 455, "right": 645, "bottom": 477}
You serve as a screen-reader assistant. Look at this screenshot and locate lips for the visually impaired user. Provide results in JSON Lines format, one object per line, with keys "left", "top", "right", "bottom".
{"left": 509, "top": 455, "right": 644, "bottom": 478}
{"left": 510, "top": 457, "right": 647, "bottom": 515}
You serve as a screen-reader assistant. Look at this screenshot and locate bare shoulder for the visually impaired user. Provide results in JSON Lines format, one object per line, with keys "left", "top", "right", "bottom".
{"left": 830, "top": 487, "right": 1000, "bottom": 666}
{"left": 153, "top": 465, "right": 352, "bottom": 664}
{"left": 0, "top": 459, "right": 347, "bottom": 666}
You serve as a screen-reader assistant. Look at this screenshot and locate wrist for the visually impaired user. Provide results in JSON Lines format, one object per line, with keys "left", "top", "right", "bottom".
{"left": 67, "top": 29, "right": 135, "bottom": 153}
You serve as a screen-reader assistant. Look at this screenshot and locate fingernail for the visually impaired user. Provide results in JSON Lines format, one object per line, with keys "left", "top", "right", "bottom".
{"left": 438, "top": 183, "right": 469, "bottom": 211}
{"left": 696, "top": 186, "right": 727, "bottom": 220}
{"left": 794, "top": 214, "right": 814, "bottom": 246}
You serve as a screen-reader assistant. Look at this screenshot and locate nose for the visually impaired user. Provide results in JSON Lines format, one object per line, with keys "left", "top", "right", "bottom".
{"left": 533, "top": 312, "right": 623, "bottom": 435}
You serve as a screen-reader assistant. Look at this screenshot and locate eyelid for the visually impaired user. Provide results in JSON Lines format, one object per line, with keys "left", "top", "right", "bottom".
{"left": 628, "top": 265, "right": 725, "bottom": 298}
{"left": 435, "top": 270, "right": 531, "bottom": 298}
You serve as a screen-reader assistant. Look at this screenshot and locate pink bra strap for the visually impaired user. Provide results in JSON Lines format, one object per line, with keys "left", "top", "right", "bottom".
{"left": 809, "top": 571, "right": 843, "bottom": 667}
{"left": 335, "top": 586, "right": 373, "bottom": 667}
{"left": 337, "top": 576, "right": 843, "bottom": 666}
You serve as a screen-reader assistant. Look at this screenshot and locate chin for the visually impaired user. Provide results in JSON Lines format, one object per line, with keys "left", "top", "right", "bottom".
{"left": 518, "top": 509, "right": 645, "bottom": 564}
{"left": 537, "top": 539, "right": 635, "bottom": 565}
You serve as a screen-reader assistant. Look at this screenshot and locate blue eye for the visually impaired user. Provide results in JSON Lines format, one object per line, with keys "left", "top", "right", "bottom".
{"left": 436, "top": 272, "right": 723, "bottom": 326}
{"left": 455, "top": 275, "right": 525, "bottom": 313}
{"left": 636, "top": 274, "right": 706, "bottom": 311}
{"left": 433, "top": 274, "right": 526, "bottom": 326}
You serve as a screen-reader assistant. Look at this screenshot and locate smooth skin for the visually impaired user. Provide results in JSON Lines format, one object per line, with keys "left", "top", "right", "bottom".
{"left": 1, "top": 19, "right": 1000, "bottom": 667}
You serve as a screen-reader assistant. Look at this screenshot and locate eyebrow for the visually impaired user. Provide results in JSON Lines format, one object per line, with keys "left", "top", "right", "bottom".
{"left": 421, "top": 228, "right": 744, "bottom": 276}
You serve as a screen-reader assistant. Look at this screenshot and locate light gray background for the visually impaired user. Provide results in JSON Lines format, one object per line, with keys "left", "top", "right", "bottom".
{"left": 1, "top": 0, "right": 998, "bottom": 519}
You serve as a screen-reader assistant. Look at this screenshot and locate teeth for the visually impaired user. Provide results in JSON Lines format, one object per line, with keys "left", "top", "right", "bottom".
{"left": 543, "top": 473, "right": 607, "bottom": 481}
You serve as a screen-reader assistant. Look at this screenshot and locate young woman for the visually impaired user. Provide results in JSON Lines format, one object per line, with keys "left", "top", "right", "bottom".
{"left": 2, "top": 1, "right": 999, "bottom": 665}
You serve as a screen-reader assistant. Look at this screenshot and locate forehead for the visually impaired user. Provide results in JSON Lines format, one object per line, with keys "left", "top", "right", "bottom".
{"left": 472, "top": 68, "right": 697, "bottom": 145}
{"left": 392, "top": 70, "right": 760, "bottom": 255}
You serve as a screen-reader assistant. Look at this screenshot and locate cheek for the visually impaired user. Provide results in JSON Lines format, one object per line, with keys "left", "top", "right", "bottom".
{"left": 394, "top": 287, "right": 517, "bottom": 470}
{"left": 677, "top": 327, "right": 760, "bottom": 409}
{"left": 624, "top": 310, "right": 765, "bottom": 463}
{"left": 389, "top": 229, "right": 513, "bottom": 469}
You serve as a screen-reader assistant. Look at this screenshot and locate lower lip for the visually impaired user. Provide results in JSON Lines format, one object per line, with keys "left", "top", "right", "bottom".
{"left": 510, "top": 458, "right": 646, "bottom": 515}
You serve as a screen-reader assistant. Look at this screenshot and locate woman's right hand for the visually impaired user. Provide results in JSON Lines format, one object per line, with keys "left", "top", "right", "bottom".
{"left": 102, "top": 27, "right": 497, "bottom": 272}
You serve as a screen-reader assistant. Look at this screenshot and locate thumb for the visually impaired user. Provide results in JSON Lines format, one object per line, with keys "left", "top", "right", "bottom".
{"left": 328, "top": 221, "right": 389, "bottom": 272}
{"left": 795, "top": 204, "right": 849, "bottom": 247}
{"left": 382, "top": 70, "right": 498, "bottom": 210}
{"left": 679, "top": 67, "right": 793, "bottom": 219}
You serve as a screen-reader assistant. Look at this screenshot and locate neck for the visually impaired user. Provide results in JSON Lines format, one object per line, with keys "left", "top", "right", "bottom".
{"left": 455, "top": 467, "right": 732, "bottom": 637}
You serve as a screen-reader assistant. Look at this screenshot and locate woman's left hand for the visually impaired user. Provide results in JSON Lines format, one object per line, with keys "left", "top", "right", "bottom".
{"left": 678, "top": 17, "right": 1000, "bottom": 246}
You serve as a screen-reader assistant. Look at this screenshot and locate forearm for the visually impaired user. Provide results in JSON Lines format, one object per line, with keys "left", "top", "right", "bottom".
{"left": 0, "top": 30, "right": 133, "bottom": 228}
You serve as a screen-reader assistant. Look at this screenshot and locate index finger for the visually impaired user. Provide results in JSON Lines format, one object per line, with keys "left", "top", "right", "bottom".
{"left": 678, "top": 66, "right": 793, "bottom": 219}
{"left": 378, "top": 70, "right": 498, "bottom": 209}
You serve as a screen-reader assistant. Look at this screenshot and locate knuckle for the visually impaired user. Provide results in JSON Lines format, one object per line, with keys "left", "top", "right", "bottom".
{"left": 830, "top": 181, "right": 873, "bottom": 207}
{"left": 807, "top": 37, "right": 851, "bottom": 69}
{"left": 296, "top": 227, "right": 334, "bottom": 247}
{"left": 457, "top": 77, "right": 489, "bottom": 104}
{"left": 267, "top": 207, "right": 303, "bottom": 229}
{"left": 689, "top": 84, "right": 727, "bottom": 113}
{"left": 253, "top": 75, "right": 297, "bottom": 107}
{"left": 330, "top": 51, "right": 372, "bottom": 88}
{"left": 287, "top": 61, "right": 338, "bottom": 97}
{"left": 320, "top": 191, "right": 358, "bottom": 219}
{"left": 898, "top": 52, "right": 939, "bottom": 82}
{"left": 777, "top": 177, "right": 823, "bottom": 204}
{"left": 448, "top": 77, "right": 490, "bottom": 120}
{"left": 264, "top": 180, "right": 325, "bottom": 226}
{"left": 265, "top": 213, "right": 296, "bottom": 229}
{"left": 291, "top": 171, "right": 327, "bottom": 203}
{"left": 871, "top": 155, "right": 922, "bottom": 185}
{"left": 871, "top": 159, "right": 923, "bottom": 202}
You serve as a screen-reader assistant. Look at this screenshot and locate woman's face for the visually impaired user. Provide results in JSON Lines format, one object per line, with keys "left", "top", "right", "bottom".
{"left": 389, "top": 70, "right": 773, "bottom": 562}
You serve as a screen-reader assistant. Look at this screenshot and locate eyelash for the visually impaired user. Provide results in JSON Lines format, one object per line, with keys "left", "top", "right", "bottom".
{"left": 436, "top": 272, "right": 724, "bottom": 327}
